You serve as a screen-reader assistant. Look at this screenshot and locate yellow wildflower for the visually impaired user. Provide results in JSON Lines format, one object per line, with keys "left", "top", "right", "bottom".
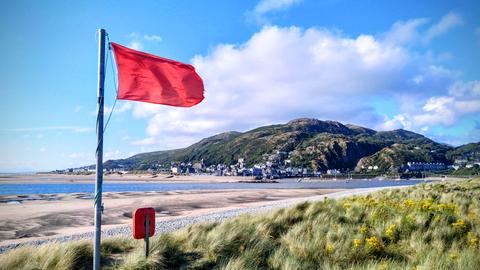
{"left": 385, "top": 224, "right": 397, "bottom": 240}
{"left": 451, "top": 219, "right": 467, "bottom": 230}
{"left": 366, "top": 236, "right": 383, "bottom": 252}
{"left": 326, "top": 244, "right": 334, "bottom": 253}
{"left": 420, "top": 200, "right": 434, "bottom": 211}
{"left": 467, "top": 231, "right": 478, "bottom": 248}
{"left": 343, "top": 202, "right": 352, "bottom": 209}
{"left": 404, "top": 199, "right": 415, "bottom": 208}
{"left": 437, "top": 203, "right": 458, "bottom": 212}
{"left": 354, "top": 238, "right": 361, "bottom": 248}
{"left": 359, "top": 225, "right": 368, "bottom": 234}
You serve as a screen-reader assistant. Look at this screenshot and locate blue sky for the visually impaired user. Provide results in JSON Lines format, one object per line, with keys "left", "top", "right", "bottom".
{"left": 0, "top": 0, "right": 479, "bottom": 171}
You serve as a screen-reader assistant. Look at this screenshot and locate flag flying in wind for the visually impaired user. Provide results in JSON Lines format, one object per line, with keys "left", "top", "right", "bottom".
{"left": 111, "top": 42, "right": 204, "bottom": 107}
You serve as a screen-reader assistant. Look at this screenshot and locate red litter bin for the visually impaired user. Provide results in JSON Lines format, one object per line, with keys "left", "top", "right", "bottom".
{"left": 132, "top": 207, "right": 155, "bottom": 239}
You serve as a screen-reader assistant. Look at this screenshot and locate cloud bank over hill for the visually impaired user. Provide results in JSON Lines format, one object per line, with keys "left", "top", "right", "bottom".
{"left": 129, "top": 14, "right": 479, "bottom": 149}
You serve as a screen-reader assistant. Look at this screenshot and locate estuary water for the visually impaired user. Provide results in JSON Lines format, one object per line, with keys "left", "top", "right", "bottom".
{"left": 0, "top": 179, "right": 427, "bottom": 195}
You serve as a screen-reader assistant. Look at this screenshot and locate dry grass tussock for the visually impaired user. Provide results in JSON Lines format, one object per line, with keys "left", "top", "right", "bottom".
{"left": 1, "top": 179, "right": 479, "bottom": 269}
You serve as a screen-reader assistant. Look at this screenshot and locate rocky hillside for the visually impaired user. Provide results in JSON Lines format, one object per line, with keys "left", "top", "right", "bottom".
{"left": 446, "top": 142, "right": 480, "bottom": 162}
{"left": 102, "top": 118, "right": 475, "bottom": 172}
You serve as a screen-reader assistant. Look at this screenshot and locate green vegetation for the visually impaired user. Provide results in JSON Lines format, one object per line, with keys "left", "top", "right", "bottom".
{"left": 450, "top": 164, "right": 480, "bottom": 176}
{"left": 102, "top": 118, "right": 461, "bottom": 172}
{"left": 355, "top": 142, "right": 451, "bottom": 173}
{"left": 446, "top": 143, "right": 480, "bottom": 162}
{"left": 2, "top": 179, "right": 480, "bottom": 269}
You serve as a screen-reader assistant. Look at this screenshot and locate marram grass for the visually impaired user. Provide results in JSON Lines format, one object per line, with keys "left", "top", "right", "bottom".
{"left": 1, "top": 179, "right": 479, "bottom": 270}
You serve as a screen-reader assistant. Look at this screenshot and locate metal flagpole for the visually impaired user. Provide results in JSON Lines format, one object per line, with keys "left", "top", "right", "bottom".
{"left": 94, "top": 28, "right": 106, "bottom": 270}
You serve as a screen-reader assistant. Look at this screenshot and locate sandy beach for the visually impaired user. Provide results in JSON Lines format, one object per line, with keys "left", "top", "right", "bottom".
{"left": 0, "top": 188, "right": 340, "bottom": 245}
{"left": 0, "top": 174, "right": 434, "bottom": 247}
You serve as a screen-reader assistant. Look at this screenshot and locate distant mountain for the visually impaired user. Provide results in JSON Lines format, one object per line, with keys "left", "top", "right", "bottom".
{"left": 96, "top": 118, "right": 477, "bottom": 173}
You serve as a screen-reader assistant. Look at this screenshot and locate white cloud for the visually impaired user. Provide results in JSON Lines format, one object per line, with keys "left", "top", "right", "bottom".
{"left": 36, "top": 133, "right": 44, "bottom": 139}
{"left": 253, "top": 0, "right": 301, "bottom": 14}
{"left": 126, "top": 32, "right": 162, "bottom": 51}
{"left": 144, "top": 34, "right": 162, "bottom": 42}
{"left": 383, "top": 18, "right": 428, "bottom": 45}
{"left": 39, "top": 147, "right": 46, "bottom": 152}
{"left": 128, "top": 41, "right": 143, "bottom": 51}
{"left": 74, "top": 105, "right": 82, "bottom": 113}
{"left": 379, "top": 114, "right": 412, "bottom": 131}
{"left": 126, "top": 12, "right": 477, "bottom": 148}
{"left": 381, "top": 79, "right": 480, "bottom": 130}
{"left": 415, "top": 96, "right": 457, "bottom": 125}
{"left": 449, "top": 80, "right": 480, "bottom": 97}
{"left": 418, "top": 81, "right": 480, "bottom": 124}
{"left": 131, "top": 24, "right": 467, "bottom": 148}
{"left": 424, "top": 12, "right": 462, "bottom": 43}
{"left": 383, "top": 13, "right": 462, "bottom": 45}
{"left": 248, "top": 0, "right": 302, "bottom": 24}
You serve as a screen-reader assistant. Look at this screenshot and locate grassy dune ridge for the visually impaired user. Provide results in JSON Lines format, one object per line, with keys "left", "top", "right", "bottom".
{"left": 1, "top": 180, "right": 479, "bottom": 269}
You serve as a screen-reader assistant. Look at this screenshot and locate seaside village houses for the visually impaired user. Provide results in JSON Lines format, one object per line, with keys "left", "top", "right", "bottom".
{"left": 167, "top": 151, "right": 317, "bottom": 179}
{"left": 60, "top": 148, "right": 480, "bottom": 177}
{"left": 165, "top": 153, "right": 451, "bottom": 179}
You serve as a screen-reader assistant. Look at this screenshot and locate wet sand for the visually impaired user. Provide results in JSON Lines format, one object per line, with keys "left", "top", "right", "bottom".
{"left": 0, "top": 188, "right": 340, "bottom": 245}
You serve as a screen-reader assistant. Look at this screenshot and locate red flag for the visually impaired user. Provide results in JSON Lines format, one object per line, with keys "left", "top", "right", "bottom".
{"left": 111, "top": 42, "right": 204, "bottom": 107}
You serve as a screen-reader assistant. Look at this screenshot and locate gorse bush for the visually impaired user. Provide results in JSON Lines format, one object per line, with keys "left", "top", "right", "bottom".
{"left": 1, "top": 179, "right": 479, "bottom": 269}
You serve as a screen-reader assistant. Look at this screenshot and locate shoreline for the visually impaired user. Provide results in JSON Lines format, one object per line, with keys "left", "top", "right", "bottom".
{"left": 0, "top": 188, "right": 340, "bottom": 246}
{"left": 0, "top": 186, "right": 410, "bottom": 254}
{"left": 0, "top": 173, "right": 469, "bottom": 185}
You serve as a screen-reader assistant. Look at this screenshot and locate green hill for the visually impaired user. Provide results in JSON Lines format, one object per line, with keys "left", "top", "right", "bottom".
{"left": 100, "top": 118, "right": 468, "bottom": 172}
{"left": 446, "top": 142, "right": 480, "bottom": 161}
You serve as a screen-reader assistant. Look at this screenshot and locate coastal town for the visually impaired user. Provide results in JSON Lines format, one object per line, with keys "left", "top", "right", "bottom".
{"left": 60, "top": 148, "right": 480, "bottom": 179}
